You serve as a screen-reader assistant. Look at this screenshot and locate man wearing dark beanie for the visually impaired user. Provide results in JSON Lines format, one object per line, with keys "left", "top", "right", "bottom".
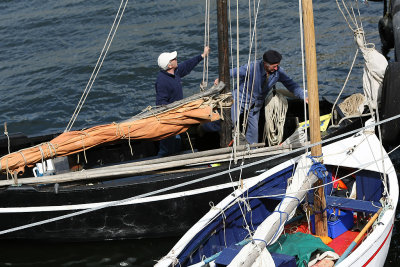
{"left": 229, "top": 49, "right": 307, "bottom": 144}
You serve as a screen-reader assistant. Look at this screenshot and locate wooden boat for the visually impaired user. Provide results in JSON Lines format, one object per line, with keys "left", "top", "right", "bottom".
{"left": 156, "top": 0, "right": 399, "bottom": 266}
{"left": 0, "top": 0, "right": 398, "bottom": 244}
{"left": 0, "top": 86, "right": 361, "bottom": 241}
{"left": 155, "top": 129, "right": 398, "bottom": 266}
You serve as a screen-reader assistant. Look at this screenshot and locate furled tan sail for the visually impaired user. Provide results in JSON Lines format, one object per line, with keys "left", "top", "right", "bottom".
{"left": 0, "top": 84, "right": 228, "bottom": 174}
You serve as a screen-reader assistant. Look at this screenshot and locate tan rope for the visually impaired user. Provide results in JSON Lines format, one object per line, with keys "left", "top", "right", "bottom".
{"left": 80, "top": 134, "right": 88, "bottom": 164}
{"left": 18, "top": 151, "right": 27, "bottom": 166}
{"left": 48, "top": 142, "right": 58, "bottom": 157}
{"left": 185, "top": 132, "right": 195, "bottom": 154}
{"left": 12, "top": 171, "right": 18, "bottom": 186}
{"left": 127, "top": 125, "right": 134, "bottom": 156}
{"left": 6, "top": 158, "right": 10, "bottom": 180}
{"left": 338, "top": 93, "right": 366, "bottom": 117}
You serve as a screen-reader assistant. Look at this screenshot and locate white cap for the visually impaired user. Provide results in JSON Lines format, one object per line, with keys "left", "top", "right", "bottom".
{"left": 157, "top": 51, "right": 177, "bottom": 70}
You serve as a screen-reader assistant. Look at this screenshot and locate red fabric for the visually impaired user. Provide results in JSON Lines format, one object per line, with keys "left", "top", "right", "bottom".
{"left": 284, "top": 221, "right": 310, "bottom": 234}
{"left": 328, "top": 231, "right": 359, "bottom": 256}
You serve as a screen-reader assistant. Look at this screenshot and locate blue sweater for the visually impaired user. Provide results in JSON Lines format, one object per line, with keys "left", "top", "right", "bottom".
{"left": 231, "top": 60, "right": 305, "bottom": 112}
{"left": 155, "top": 54, "right": 203, "bottom": 105}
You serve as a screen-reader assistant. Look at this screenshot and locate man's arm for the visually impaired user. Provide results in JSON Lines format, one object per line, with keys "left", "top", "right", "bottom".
{"left": 177, "top": 47, "right": 210, "bottom": 78}
{"left": 214, "top": 61, "right": 254, "bottom": 85}
{"left": 176, "top": 55, "right": 203, "bottom": 78}
{"left": 229, "top": 63, "right": 251, "bottom": 78}
{"left": 278, "top": 68, "right": 307, "bottom": 99}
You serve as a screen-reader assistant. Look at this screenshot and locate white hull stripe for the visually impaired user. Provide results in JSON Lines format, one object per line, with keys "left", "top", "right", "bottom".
{"left": 0, "top": 181, "right": 242, "bottom": 213}
{"left": 362, "top": 224, "right": 394, "bottom": 266}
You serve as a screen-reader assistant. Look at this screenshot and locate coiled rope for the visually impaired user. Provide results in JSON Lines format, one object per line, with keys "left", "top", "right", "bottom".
{"left": 263, "top": 91, "right": 288, "bottom": 146}
{"left": 338, "top": 93, "right": 366, "bottom": 117}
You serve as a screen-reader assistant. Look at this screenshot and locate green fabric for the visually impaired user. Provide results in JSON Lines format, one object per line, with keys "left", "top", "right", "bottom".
{"left": 268, "top": 232, "right": 334, "bottom": 267}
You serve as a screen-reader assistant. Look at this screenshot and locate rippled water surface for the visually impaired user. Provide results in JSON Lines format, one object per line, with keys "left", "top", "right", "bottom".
{"left": 0, "top": 0, "right": 398, "bottom": 266}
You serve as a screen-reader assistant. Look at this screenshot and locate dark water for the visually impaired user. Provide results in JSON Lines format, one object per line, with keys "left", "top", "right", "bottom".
{"left": 0, "top": 0, "right": 398, "bottom": 266}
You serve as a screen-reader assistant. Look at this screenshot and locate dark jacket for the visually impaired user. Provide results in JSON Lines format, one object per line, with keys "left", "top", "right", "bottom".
{"left": 155, "top": 54, "right": 203, "bottom": 105}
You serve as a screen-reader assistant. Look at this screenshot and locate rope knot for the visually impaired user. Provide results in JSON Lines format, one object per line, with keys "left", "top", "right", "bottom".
{"left": 306, "top": 154, "right": 327, "bottom": 181}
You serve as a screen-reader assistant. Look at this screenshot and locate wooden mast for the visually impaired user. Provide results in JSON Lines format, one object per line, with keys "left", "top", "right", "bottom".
{"left": 217, "top": 0, "right": 232, "bottom": 147}
{"left": 302, "top": 0, "right": 328, "bottom": 236}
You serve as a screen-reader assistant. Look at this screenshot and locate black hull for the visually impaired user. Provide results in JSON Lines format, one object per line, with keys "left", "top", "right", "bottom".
{"left": 0, "top": 98, "right": 376, "bottom": 241}
{"left": 0, "top": 155, "right": 294, "bottom": 241}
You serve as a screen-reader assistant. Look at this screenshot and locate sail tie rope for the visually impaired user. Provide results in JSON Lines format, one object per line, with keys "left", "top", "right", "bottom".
{"left": 185, "top": 132, "right": 195, "bottom": 153}
{"left": 5, "top": 158, "right": 10, "bottom": 180}
{"left": 65, "top": 0, "right": 129, "bottom": 132}
{"left": 38, "top": 146, "right": 46, "bottom": 167}
{"left": 18, "top": 151, "right": 27, "bottom": 167}
{"left": 127, "top": 125, "right": 134, "bottom": 156}
{"left": 80, "top": 134, "right": 88, "bottom": 164}
{"left": 12, "top": 172, "right": 18, "bottom": 186}
{"left": 45, "top": 142, "right": 56, "bottom": 159}
{"left": 267, "top": 195, "right": 301, "bottom": 246}
{"left": 4, "top": 123, "right": 10, "bottom": 154}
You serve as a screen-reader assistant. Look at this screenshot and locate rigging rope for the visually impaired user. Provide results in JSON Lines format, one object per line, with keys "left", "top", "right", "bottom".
{"left": 330, "top": 49, "right": 359, "bottom": 126}
{"left": 237, "top": 0, "right": 262, "bottom": 140}
{"left": 65, "top": 0, "right": 129, "bottom": 132}
{"left": 201, "top": 0, "right": 211, "bottom": 92}
{"left": 299, "top": 0, "right": 309, "bottom": 152}
{"left": 335, "top": 0, "right": 389, "bottom": 195}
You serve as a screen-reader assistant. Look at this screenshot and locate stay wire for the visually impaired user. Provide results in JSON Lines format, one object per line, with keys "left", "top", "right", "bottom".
{"left": 65, "top": 0, "right": 129, "bottom": 132}
{"left": 201, "top": 0, "right": 210, "bottom": 91}
{"left": 235, "top": 0, "right": 262, "bottom": 139}
{"left": 299, "top": 0, "right": 308, "bottom": 149}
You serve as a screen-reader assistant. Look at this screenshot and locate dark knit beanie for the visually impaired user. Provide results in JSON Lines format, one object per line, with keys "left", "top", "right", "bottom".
{"left": 263, "top": 50, "right": 282, "bottom": 64}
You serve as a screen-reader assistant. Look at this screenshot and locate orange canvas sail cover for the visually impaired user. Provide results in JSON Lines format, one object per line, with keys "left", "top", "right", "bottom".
{"left": 0, "top": 99, "right": 221, "bottom": 174}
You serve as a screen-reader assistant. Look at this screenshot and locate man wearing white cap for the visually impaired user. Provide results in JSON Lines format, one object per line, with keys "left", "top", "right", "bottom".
{"left": 155, "top": 46, "right": 210, "bottom": 156}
